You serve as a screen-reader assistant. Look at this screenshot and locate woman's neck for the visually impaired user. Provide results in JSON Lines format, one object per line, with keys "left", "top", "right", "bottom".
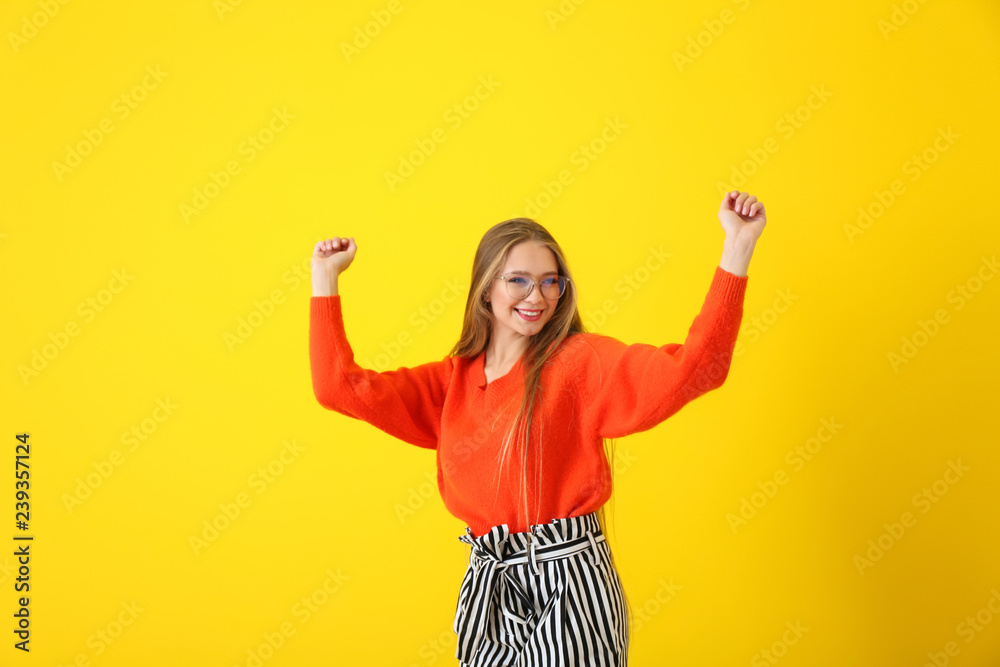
{"left": 484, "top": 333, "right": 528, "bottom": 370}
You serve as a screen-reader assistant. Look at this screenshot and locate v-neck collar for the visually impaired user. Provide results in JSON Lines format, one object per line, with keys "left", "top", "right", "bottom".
{"left": 476, "top": 350, "right": 524, "bottom": 391}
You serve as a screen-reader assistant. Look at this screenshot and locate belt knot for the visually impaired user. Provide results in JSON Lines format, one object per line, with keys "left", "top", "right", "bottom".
{"left": 455, "top": 528, "right": 535, "bottom": 662}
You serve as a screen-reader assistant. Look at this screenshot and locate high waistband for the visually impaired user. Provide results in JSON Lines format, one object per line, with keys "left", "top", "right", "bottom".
{"left": 459, "top": 511, "right": 603, "bottom": 554}
{"left": 458, "top": 511, "right": 605, "bottom": 575}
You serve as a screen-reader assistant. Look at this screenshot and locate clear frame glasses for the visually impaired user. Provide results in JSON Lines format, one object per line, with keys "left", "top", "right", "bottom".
{"left": 495, "top": 274, "right": 570, "bottom": 301}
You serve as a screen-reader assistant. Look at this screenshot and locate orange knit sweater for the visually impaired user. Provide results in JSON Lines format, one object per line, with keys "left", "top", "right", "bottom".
{"left": 310, "top": 265, "right": 748, "bottom": 537}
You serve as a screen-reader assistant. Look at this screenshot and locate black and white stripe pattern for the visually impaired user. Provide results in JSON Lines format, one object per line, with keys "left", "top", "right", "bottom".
{"left": 453, "top": 511, "right": 629, "bottom": 666}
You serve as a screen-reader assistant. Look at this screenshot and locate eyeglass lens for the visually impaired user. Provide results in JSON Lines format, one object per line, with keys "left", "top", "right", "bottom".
{"left": 506, "top": 276, "right": 565, "bottom": 300}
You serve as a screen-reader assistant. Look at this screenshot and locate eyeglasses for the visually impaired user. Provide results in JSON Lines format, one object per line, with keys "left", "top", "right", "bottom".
{"left": 495, "top": 274, "right": 570, "bottom": 300}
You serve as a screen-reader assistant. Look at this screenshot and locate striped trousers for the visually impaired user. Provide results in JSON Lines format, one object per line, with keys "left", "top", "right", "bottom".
{"left": 453, "top": 511, "right": 629, "bottom": 666}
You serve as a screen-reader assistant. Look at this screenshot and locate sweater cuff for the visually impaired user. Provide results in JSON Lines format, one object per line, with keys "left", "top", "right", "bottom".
{"left": 310, "top": 294, "right": 342, "bottom": 322}
{"left": 711, "top": 265, "right": 749, "bottom": 305}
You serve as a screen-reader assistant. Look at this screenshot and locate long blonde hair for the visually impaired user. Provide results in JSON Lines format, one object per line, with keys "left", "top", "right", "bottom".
{"left": 448, "top": 217, "right": 634, "bottom": 633}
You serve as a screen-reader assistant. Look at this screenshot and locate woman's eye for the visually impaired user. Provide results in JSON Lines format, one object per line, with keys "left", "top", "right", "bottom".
{"left": 510, "top": 277, "right": 528, "bottom": 285}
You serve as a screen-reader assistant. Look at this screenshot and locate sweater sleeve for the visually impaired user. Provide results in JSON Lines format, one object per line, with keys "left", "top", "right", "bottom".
{"left": 309, "top": 295, "right": 452, "bottom": 450}
{"left": 578, "top": 265, "right": 748, "bottom": 440}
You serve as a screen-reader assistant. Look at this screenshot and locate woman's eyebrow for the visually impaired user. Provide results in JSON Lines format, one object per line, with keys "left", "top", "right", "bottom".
{"left": 508, "top": 270, "right": 559, "bottom": 276}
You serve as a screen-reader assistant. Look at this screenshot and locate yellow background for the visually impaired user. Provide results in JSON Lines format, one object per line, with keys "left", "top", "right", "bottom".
{"left": 3, "top": 1, "right": 999, "bottom": 665}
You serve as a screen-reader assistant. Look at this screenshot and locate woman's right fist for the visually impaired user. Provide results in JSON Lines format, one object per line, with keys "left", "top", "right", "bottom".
{"left": 312, "top": 237, "right": 357, "bottom": 277}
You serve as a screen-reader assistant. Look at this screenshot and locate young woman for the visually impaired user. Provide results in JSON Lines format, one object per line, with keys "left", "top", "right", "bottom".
{"left": 309, "top": 190, "right": 766, "bottom": 666}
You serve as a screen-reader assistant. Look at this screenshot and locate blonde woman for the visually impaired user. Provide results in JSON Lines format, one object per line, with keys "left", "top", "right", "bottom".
{"left": 309, "top": 190, "right": 766, "bottom": 666}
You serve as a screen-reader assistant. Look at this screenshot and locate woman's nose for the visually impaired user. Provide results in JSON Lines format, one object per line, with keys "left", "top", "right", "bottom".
{"left": 523, "top": 290, "right": 544, "bottom": 305}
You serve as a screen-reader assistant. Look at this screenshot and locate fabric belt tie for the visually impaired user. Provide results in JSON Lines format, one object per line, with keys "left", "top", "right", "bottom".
{"left": 455, "top": 527, "right": 607, "bottom": 663}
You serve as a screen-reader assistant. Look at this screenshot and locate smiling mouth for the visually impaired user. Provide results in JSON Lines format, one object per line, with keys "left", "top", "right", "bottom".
{"left": 515, "top": 308, "right": 542, "bottom": 320}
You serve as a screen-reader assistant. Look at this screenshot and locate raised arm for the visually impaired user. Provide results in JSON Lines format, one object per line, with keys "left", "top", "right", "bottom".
{"left": 309, "top": 237, "right": 451, "bottom": 449}
{"left": 580, "top": 190, "right": 766, "bottom": 439}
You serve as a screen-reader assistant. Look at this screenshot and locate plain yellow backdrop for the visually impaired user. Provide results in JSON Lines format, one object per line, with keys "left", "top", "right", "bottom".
{"left": 3, "top": 1, "right": 999, "bottom": 665}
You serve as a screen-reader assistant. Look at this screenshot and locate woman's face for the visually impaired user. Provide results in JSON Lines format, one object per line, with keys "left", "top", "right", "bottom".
{"left": 486, "top": 240, "right": 560, "bottom": 340}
